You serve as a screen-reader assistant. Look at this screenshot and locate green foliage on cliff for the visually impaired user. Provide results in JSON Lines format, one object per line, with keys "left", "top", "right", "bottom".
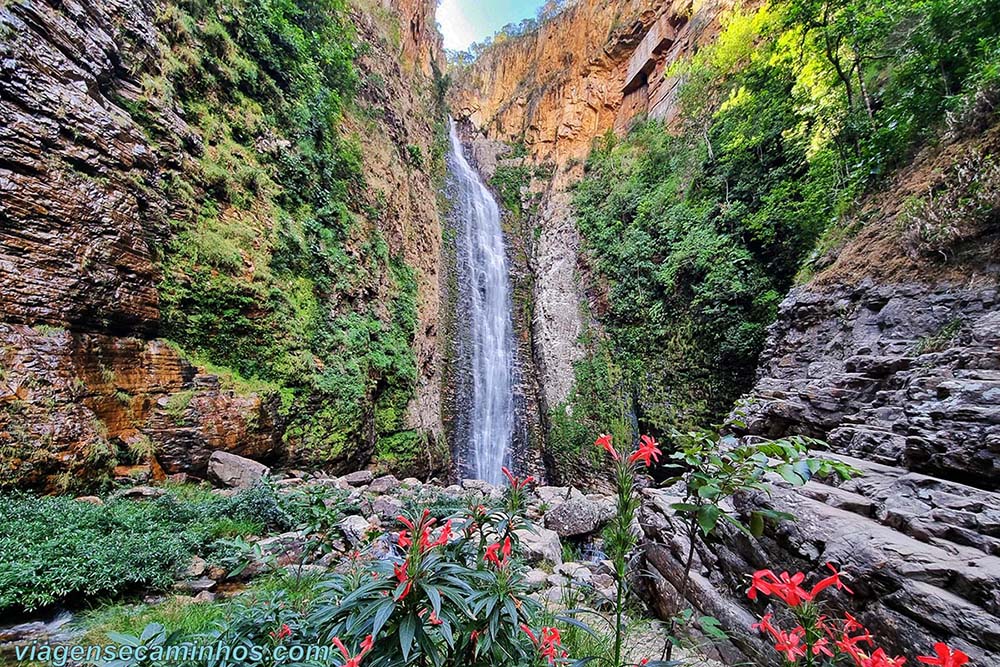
{"left": 125, "top": 0, "right": 420, "bottom": 468}
{"left": 563, "top": 0, "right": 1000, "bottom": 451}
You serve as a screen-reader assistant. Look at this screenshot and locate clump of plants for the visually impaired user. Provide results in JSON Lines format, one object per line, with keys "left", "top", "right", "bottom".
{"left": 900, "top": 151, "right": 1000, "bottom": 261}
{"left": 0, "top": 483, "right": 289, "bottom": 612}
{"left": 748, "top": 565, "right": 971, "bottom": 666}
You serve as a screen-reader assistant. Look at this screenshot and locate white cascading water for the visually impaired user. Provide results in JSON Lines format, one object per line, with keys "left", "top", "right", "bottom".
{"left": 447, "top": 117, "right": 514, "bottom": 485}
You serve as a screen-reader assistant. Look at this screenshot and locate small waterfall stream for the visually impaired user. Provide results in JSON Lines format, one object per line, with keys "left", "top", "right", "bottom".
{"left": 447, "top": 118, "right": 515, "bottom": 485}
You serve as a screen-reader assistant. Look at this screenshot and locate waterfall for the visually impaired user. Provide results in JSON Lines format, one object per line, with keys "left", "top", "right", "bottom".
{"left": 447, "top": 118, "right": 515, "bottom": 485}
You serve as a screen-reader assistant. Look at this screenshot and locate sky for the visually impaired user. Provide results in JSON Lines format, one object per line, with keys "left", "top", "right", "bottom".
{"left": 436, "top": 0, "right": 546, "bottom": 51}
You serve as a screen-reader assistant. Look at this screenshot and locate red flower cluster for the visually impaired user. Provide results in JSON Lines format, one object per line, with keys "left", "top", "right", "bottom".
{"left": 269, "top": 623, "right": 292, "bottom": 641}
{"left": 394, "top": 510, "right": 452, "bottom": 601}
{"left": 629, "top": 434, "right": 661, "bottom": 467}
{"left": 332, "top": 635, "right": 374, "bottom": 667}
{"left": 748, "top": 565, "right": 972, "bottom": 667}
{"left": 392, "top": 562, "right": 412, "bottom": 600}
{"left": 397, "top": 509, "right": 452, "bottom": 551}
{"left": 502, "top": 466, "right": 535, "bottom": 490}
{"left": 521, "top": 624, "right": 567, "bottom": 664}
{"left": 918, "top": 644, "right": 970, "bottom": 667}
{"left": 594, "top": 433, "right": 662, "bottom": 468}
{"left": 748, "top": 563, "right": 853, "bottom": 607}
{"left": 484, "top": 536, "right": 512, "bottom": 569}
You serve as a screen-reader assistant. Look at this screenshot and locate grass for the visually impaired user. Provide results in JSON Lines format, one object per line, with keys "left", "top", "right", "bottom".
{"left": 76, "top": 570, "right": 327, "bottom": 645}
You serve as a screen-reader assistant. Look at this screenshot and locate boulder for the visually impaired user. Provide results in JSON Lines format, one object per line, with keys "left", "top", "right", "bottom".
{"left": 535, "top": 486, "right": 584, "bottom": 511}
{"left": 341, "top": 470, "right": 374, "bottom": 487}
{"left": 555, "top": 561, "right": 592, "bottom": 583}
{"left": 524, "top": 568, "right": 549, "bottom": 591}
{"left": 112, "top": 485, "right": 166, "bottom": 499}
{"left": 207, "top": 451, "right": 269, "bottom": 488}
{"left": 372, "top": 495, "right": 404, "bottom": 520}
{"left": 340, "top": 515, "right": 372, "bottom": 546}
{"left": 587, "top": 493, "right": 617, "bottom": 524}
{"left": 544, "top": 496, "right": 605, "bottom": 536}
{"left": 515, "top": 525, "right": 563, "bottom": 565}
{"left": 369, "top": 474, "right": 401, "bottom": 494}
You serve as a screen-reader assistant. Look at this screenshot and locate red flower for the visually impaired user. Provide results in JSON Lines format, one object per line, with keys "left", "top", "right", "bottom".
{"left": 810, "top": 563, "right": 854, "bottom": 597}
{"left": 332, "top": 635, "right": 374, "bottom": 667}
{"left": 418, "top": 608, "right": 443, "bottom": 626}
{"left": 470, "top": 629, "right": 481, "bottom": 644}
{"left": 747, "top": 569, "right": 813, "bottom": 607}
{"left": 844, "top": 613, "right": 867, "bottom": 634}
{"left": 269, "top": 623, "right": 292, "bottom": 641}
{"left": 751, "top": 613, "right": 780, "bottom": 640}
{"left": 918, "top": 643, "right": 970, "bottom": 667}
{"left": 523, "top": 625, "right": 567, "bottom": 664}
{"left": 861, "top": 648, "right": 908, "bottom": 667}
{"left": 628, "top": 435, "right": 662, "bottom": 467}
{"left": 393, "top": 562, "right": 413, "bottom": 600}
{"left": 811, "top": 637, "right": 834, "bottom": 658}
{"left": 484, "top": 536, "right": 513, "bottom": 568}
{"left": 595, "top": 433, "right": 619, "bottom": 460}
{"left": 502, "top": 466, "right": 535, "bottom": 490}
{"left": 773, "top": 626, "right": 807, "bottom": 662}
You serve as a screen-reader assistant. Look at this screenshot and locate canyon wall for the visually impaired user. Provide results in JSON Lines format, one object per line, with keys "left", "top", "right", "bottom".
{"left": 452, "top": 2, "right": 999, "bottom": 663}
{"left": 450, "top": 0, "right": 735, "bottom": 417}
{"left": 0, "top": 0, "right": 446, "bottom": 490}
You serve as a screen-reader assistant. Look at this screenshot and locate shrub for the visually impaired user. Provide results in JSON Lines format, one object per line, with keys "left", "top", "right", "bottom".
{"left": 900, "top": 151, "right": 1000, "bottom": 261}
{"left": 0, "top": 483, "right": 289, "bottom": 612}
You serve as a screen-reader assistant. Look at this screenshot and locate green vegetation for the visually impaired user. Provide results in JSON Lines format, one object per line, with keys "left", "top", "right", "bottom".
{"left": 119, "top": 0, "right": 422, "bottom": 468}
{"left": 0, "top": 484, "right": 291, "bottom": 612}
{"left": 560, "top": 0, "right": 1000, "bottom": 467}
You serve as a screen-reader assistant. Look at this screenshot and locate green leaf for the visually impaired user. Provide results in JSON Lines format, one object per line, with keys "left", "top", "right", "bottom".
{"left": 555, "top": 615, "right": 600, "bottom": 637}
{"left": 670, "top": 502, "right": 700, "bottom": 513}
{"left": 400, "top": 613, "right": 417, "bottom": 661}
{"left": 697, "top": 505, "right": 720, "bottom": 535}
{"left": 750, "top": 511, "right": 764, "bottom": 537}
{"left": 697, "top": 484, "right": 722, "bottom": 499}
{"left": 371, "top": 599, "right": 394, "bottom": 638}
{"left": 698, "top": 616, "right": 728, "bottom": 641}
{"left": 107, "top": 632, "right": 140, "bottom": 648}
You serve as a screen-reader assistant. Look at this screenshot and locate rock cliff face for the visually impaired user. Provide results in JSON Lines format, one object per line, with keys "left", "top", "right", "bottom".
{"left": 450, "top": 0, "right": 734, "bottom": 415}
{"left": 0, "top": 0, "right": 446, "bottom": 490}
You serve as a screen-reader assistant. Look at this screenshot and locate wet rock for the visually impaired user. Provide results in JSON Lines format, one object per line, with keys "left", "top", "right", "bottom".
{"left": 193, "top": 591, "right": 216, "bottom": 603}
{"left": 207, "top": 451, "right": 270, "bottom": 488}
